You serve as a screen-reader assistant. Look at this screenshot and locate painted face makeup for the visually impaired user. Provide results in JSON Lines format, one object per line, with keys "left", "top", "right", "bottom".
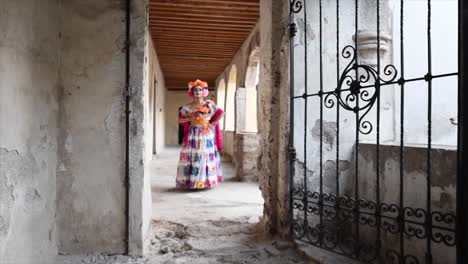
{"left": 193, "top": 86, "right": 203, "bottom": 97}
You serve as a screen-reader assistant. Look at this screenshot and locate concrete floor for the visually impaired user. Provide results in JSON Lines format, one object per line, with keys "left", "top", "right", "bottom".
{"left": 56, "top": 147, "right": 312, "bottom": 264}
{"left": 150, "top": 147, "right": 263, "bottom": 224}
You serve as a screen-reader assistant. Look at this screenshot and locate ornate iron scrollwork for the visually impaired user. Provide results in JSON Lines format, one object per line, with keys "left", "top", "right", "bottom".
{"left": 324, "top": 45, "right": 398, "bottom": 134}
{"left": 289, "top": 0, "right": 303, "bottom": 14}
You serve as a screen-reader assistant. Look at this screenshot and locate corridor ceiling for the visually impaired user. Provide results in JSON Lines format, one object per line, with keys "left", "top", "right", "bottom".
{"left": 149, "top": 0, "right": 260, "bottom": 90}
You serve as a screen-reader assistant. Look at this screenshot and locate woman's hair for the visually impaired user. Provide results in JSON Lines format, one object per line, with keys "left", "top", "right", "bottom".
{"left": 187, "top": 79, "right": 209, "bottom": 97}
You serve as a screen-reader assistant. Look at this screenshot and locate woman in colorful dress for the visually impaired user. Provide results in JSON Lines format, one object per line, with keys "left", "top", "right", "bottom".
{"left": 176, "top": 79, "right": 224, "bottom": 190}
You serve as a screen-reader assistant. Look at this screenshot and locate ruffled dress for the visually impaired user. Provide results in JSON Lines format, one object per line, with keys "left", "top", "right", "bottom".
{"left": 176, "top": 100, "right": 223, "bottom": 189}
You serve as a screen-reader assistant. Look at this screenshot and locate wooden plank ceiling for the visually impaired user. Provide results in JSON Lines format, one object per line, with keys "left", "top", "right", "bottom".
{"left": 149, "top": 0, "right": 259, "bottom": 90}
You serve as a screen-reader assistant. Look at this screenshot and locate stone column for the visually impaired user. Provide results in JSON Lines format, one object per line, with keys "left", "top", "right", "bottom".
{"left": 128, "top": 0, "right": 151, "bottom": 256}
{"left": 258, "top": 0, "right": 291, "bottom": 236}
{"left": 353, "top": 30, "right": 392, "bottom": 68}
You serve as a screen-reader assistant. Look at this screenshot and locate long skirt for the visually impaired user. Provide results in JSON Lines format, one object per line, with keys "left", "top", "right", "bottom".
{"left": 176, "top": 124, "right": 222, "bottom": 189}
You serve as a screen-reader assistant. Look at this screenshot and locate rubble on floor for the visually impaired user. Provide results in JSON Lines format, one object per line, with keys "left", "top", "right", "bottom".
{"left": 56, "top": 218, "right": 314, "bottom": 264}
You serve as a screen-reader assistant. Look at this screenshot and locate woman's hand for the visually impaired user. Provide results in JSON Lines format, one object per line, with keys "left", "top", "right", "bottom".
{"left": 209, "top": 122, "right": 217, "bottom": 130}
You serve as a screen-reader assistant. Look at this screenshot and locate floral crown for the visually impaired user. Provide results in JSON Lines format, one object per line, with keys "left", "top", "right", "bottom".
{"left": 188, "top": 79, "right": 208, "bottom": 90}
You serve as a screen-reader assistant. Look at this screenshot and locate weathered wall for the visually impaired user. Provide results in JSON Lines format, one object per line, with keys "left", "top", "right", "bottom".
{"left": 128, "top": 0, "right": 152, "bottom": 256}
{"left": 56, "top": 0, "right": 126, "bottom": 254}
{"left": 358, "top": 144, "right": 456, "bottom": 263}
{"left": 235, "top": 133, "right": 261, "bottom": 182}
{"left": 0, "top": 0, "right": 153, "bottom": 258}
{"left": 291, "top": 0, "right": 394, "bottom": 190}
{"left": 145, "top": 34, "right": 166, "bottom": 157}
{"left": 0, "top": 0, "right": 60, "bottom": 262}
{"left": 391, "top": 0, "right": 458, "bottom": 146}
{"left": 257, "top": 0, "right": 290, "bottom": 235}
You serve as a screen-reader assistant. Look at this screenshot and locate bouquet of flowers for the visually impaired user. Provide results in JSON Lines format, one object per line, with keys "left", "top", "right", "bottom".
{"left": 194, "top": 105, "right": 210, "bottom": 121}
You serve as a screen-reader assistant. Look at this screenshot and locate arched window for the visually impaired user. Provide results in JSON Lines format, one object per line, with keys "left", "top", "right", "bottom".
{"left": 225, "top": 66, "right": 237, "bottom": 131}
{"left": 216, "top": 80, "right": 226, "bottom": 131}
{"left": 244, "top": 49, "right": 260, "bottom": 133}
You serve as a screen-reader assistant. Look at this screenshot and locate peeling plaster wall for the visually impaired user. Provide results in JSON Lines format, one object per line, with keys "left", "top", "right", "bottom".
{"left": 56, "top": 0, "right": 127, "bottom": 254}
{"left": 257, "top": 0, "right": 291, "bottom": 235}
{"left": 291, "top": 0, "right": 394, "bottom": 196}
{"left": 0, "top": 0, "right": 60, "bottom": 262}
{"left": 358, "top": 144, "right": 456, "bottom": 263}
{"left": 1, "top": 0, "right": 151, "bottom": 258}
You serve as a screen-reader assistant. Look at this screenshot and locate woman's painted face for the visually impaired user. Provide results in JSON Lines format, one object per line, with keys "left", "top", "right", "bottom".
{"left": 193, "top": 86, "right": 203, "bottom": 97}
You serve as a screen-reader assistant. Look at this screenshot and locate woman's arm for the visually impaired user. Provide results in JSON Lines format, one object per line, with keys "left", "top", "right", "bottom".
{"left": 179, "top": 111, "right": 193, "bottom": 124}
{"left": 210, "top": 112, "right": 224, "bottom": 125}
{"left": 209, "top": 108, "right": 224, "bottom": 127}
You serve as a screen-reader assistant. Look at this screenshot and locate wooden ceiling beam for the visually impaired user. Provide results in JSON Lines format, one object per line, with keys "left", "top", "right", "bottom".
{"left": 150, "top": 29, "right": 250, "bottom": 37}
{"left": 153, "top": 39, "right": 241, "bottom": 46}
{"left": 151, "top": 34, "right": 249, "bottom": 40}
{"left": 150, "top": 17, "right": 256, "bottom": 26}
{"left": 150, "top": 0, "right": 259, "bottom": 6}
{"left": 156, "top": 47, "right": 237, "bottom": 53}
{"left": 150, "top": 22, "right": 254, "bottom": 30}
{"left": 154, "top": 44, "right": 239, "bottom": 51}
{"left": 149, "top": 6, "right": 259, "bottom": 15}
{"left": 165, "top": 74, "right": 223, "bottom": 78}
{"left": 150, "top": 27, "right": 249, "bottom": 36}
{"left": 149, "top": 0, "right": 258, "bottom": 89}
{"left": 149, "top": 24, "right": 251, "bottom": 32}
{"left": 149, "top": 11, "right": 258, "bottom": 21}
{"left": 162, "top": 66, "right": 226, "bottom": 71}
{"left": 155, "top": 45, "right": 239, "bottom": 51}
{"left": 152, "top": 35, "right": 246, "bottom": 42}
{"left": 161, "top": 62, "right": 227, "bottom": 67}
{"left": 158, "top": 53, "right": 236, "bottom": 58}
{"left": 157, "top": 55, "right": 229, "bottom": 61}
{"left": 158, "top": 51, "right": 233, "bottom": 58}
{"left": 149, "top": 2, "right": 259, "bottom": 11}
{"left": 164, "top": 70, "right": 223, "bottom": 73}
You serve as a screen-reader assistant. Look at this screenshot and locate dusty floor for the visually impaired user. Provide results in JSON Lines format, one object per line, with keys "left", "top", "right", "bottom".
{"left": 56, "top": 148, "right": 312, "bottom": 264}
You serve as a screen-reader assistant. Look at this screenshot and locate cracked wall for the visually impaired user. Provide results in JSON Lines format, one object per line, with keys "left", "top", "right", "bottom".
{"left": 1, "top": 0, "right": 152, "bottom": 259}
{"left": 256, "top": 0, "right": 291, "bottom": 236}
{"left": 56, "top": 0, "right": 126, "bottom": 254}
{"left": 0, "top": 0, "right": 60, "bottom": 262}
{"left": 358, "top": 144, "right": 456, "bottom": 263}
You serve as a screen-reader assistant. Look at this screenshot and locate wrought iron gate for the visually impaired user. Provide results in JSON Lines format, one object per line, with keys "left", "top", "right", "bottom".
{"left": 288, "top": 0, "right": 459, "bottom": 263}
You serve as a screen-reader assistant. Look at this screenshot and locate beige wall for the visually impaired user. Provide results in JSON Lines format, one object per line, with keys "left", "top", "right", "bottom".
{"left": 165, "top": 91, "right": 189, "bottom": 146}
{"left": 146, "top": 34, "right": 166, "bottom": 157}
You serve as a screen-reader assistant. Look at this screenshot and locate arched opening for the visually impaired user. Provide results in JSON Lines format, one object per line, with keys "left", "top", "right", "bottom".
{"left": 216, "top": 79, "right": 226, "bottom": 131}
{"left": 225, "top": 66, "right": 237, "bottom": 132}
{"left": 243, "top": 48, "right": 260, "bottom": 133}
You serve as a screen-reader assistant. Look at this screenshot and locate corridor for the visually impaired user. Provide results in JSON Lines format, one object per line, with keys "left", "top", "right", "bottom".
{"left": 150, "top": 147, "right": 262, "bottom": 224}
{"left": 56, "top": 148, "right": 309, "bottom": 264}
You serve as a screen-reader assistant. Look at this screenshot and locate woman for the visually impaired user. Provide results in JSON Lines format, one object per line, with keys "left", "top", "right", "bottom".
{"left": 176, "top": 79, "right": 224, "bottom": 190}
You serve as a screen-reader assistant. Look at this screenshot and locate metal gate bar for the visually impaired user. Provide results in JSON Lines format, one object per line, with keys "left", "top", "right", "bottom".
{"left": 288, "top": 0, "right": 459, "bottom": 263}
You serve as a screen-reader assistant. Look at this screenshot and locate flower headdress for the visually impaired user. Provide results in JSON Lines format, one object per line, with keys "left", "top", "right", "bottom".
{"left": 187, "top": 79, "right": 209, "bottom": 97}
{"left": 188, "top": 79, "right": 208, "bottom": 90}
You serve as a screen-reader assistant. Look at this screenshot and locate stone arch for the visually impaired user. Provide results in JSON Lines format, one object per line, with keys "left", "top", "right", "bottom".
{"left": 225, "top": 65, "right": 237, "bottom": 131}
{"left": 243, "top": 47, "right": 260, "bottom": 133}
{"left": 216, "top": 79, "right": 226, "bottom": 130}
